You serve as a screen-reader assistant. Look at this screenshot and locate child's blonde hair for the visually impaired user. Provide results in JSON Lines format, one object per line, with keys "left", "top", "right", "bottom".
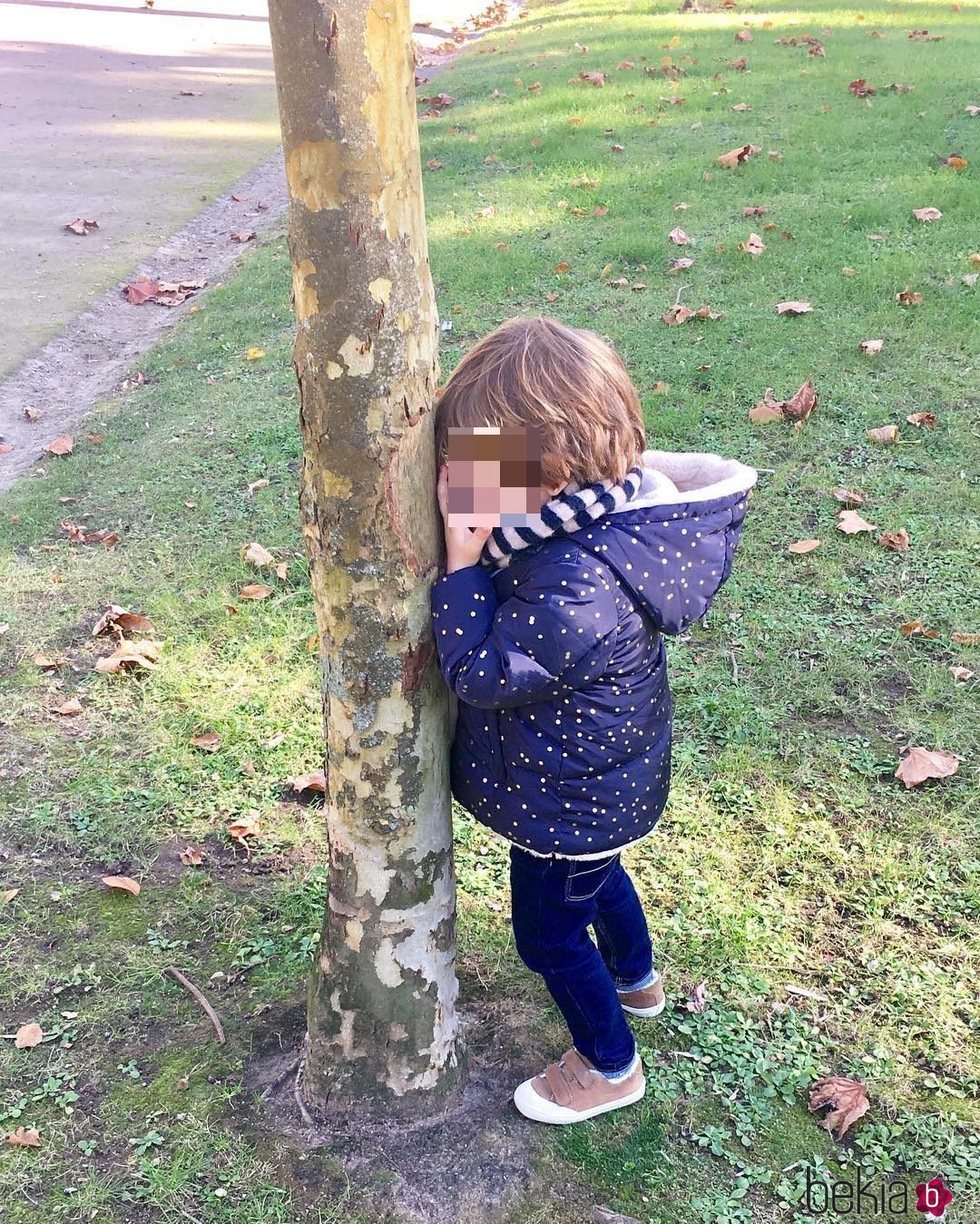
{"left": 434, "top": 316, "right": 647, "bottom": 491}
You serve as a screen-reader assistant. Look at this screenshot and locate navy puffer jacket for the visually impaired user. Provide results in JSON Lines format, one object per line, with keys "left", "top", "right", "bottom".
{"left": 430, "top": 449, "right": 758, "bottom": 859}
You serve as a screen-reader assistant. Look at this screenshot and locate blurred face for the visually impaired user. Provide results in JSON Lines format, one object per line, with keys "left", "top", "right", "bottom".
{"left": 446, "top": 426, "right": 563, "bottom": 529}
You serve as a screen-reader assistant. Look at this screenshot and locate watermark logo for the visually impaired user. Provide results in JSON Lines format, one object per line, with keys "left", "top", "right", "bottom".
{"left": 915, "top": 1177, "right": 954, "bottom": 1219}
{"left": 804, "top": 1167, "right": 954, "bottom": 1217}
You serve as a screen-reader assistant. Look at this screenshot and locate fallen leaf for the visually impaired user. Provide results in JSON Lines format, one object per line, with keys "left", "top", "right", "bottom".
{"left": 950, "top": 665, "right": 974, "bottom": 681}
{"left": 908, "top": 28, "right": 944, "bottom": 40}
{"left": 832, "top": 487, "right": 865, "bottom": 506}
{"left": 245, "top": 347, "right": 265, "bottom": 361}
{"left": 867, "top": 424, "right": 899, "bottom": 444}
{"left": 848, "top": 79, "right": 876, "bottom": 97}
{"left": 895, "top": 747, "right": 960, "bottom": 788}
{"left": 859, "top": 339, "right": 883, "bottom": 354}
{"left": 809, "top": 1077, "right": 870, "bottom": 1140}
{"left": 717, "top": 142, "right": 761, "bottom": 168}
{"left": 738, "top": 232, "right": 766, "bottom": 256}
{"left": 841, "top": 266, "right": 856, "bottom": 276}
{"left": 789, "top": 539, "right": 821, "bottom": 554}
{"left": 65, "top": 218, "right": 100, "bottom": 236}
{"left": 837, "top": 510, "right": 877, "bottom": 534}
{"left": 780, "top": 380, "right": 818, "bottom": 422}
{"left": 240, "top": 583, "right": 275, "bottom": 600}
{"left": 734, "top": 29, "right": 753, "bottom": 42}
{"left": 242, "top": 541, "right": 276, "bottom": 568}
{"left": 895, "top": 287, "right": 923, "bottom": 306}
{"left": 45, "top": 434, "right": 74, "bottom": 456}
{"left": 53, "top": 698, "right": 83, "bottom": 716}
{"left": 227, "top": 811, "right": 263, "bottom": 846}
{"left": 912, "top": 206, "right": 942, "bottom": 222}
{"left": 906, "top": 411, "right": 936, "bottom": 428}
{"left": 731, "top": 102, "right": 752, "bottom": 112}
{"left": 287, "top": 770, "right": 326, "bottom": 795}
{"left": 884, "top": 82, "right": 914, "bottom": 93}
{"left": 231, "top": 230, "right": 256, "bottom": 243}
{"left": 952, "top": 631, "right": 980, "bottom": 646}
{"left": 727, "top": 56, "right": 748, "bottom": 70}
{"left": 877, "top": 529, "right": 910, "bottom": 551}
{"left": 91, "top": 604, "right": 155, "bottom": 637}
{"left": 684, "top": 981, "right": 709, "bottom": 1013}
{"left": 748, "top": 401, "right": 785, "bottom": 423}
{"left": 190, "top": 731, "right": 221, "bottom": 752}
{"left": 14, "top": 1023, "right": 44, "bottom": 1049}
{"left": 1, "top": 889, "right": 19, "bottom": 904}
{"left": 668, "top": 226, "right": 692, "bottom": 245}
{"left": 775, "top": 300, "right": 812, "bottom": 314}
{"left": 6, "top": 1127, "right": 40, "bottom": 1148}
{"left": 784, "top": 984, "right": 829, "bottom": 1002}
{"left": 578, "top": 70, "right": 605, "bottom": 86}
{"left": 93, "top": 640, "right": 162, "bottom": 673}
{"left": 101, "top": 875, "right": 140, "bottom": 896}
{"left": 667, "top": 257, "right": 695, "bottom": 272}
{"left": 900, "top": 620, "right": 938, "bottom": 638}
{"left": 179, "top": 846, "right": 206, "bottom": 866}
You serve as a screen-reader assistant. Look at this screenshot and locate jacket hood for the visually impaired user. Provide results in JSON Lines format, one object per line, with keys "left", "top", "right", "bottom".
{"left": 567, "top": 448, "right": 758, "bottom": 636}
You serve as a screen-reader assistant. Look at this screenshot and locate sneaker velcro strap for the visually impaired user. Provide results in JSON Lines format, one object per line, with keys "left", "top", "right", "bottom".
{"left": 543, "top": 1063, "right": 574, "bottom": 1107}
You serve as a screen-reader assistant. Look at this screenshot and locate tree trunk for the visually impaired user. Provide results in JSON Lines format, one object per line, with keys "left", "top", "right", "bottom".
{"left": 266, "top": 0, "right": 466, "bottom": 1114}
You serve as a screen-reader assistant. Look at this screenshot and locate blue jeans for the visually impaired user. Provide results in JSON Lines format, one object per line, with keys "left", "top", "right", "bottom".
{"left": 509, "top": 844, "right": 657, "bottom": 1077}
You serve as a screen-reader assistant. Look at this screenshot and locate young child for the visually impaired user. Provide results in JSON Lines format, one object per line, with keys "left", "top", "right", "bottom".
{"left": 430, "top": 316, "right": 757, "bottom": 1125}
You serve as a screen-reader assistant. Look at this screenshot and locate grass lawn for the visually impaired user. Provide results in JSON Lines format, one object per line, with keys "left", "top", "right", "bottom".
{"left": 2, "top": 0, "right": 979, "bottom": 1220}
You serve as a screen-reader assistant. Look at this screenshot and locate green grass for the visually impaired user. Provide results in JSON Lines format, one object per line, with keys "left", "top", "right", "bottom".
{"left": 2, "top": 0, "right": 979, "bottom": 1220}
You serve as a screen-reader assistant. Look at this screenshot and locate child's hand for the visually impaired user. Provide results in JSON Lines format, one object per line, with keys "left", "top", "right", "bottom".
{"left": 437, "top": 464, "right": 493, "bottom": 573}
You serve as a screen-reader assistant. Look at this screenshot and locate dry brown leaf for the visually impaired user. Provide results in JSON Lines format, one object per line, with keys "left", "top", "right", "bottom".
{"left": 45, "top": 434, "right": 75, "bottom": 456}
{"left": 287, "top": 769, "right": 327, "bottom": 795}
{"left": 900, "top": 620, "right": 938, "bottom": 639}
{"left": 662, "top": 305, "right": 695, "bottom": 326}
{"left": 877, "top": 529, "right": 910, "bottom": 552}
{"left": 895, "top": 747, "right": 960, "bottom": 788}
{"left": 242, "top": 541, "right": 276, "bottom": 568}
{"left": 34, "top": 653, "right": 69, "bottom": 670}
{"left": 668, "top": 257, "right": 695, "bottom": 272}
{"left": 6, "top": 1127, "right": 40, "bottom": 1148}
{"left": 859, "top": 339, "right": 883, "bottom": 354}
{"left": 53, "top": 698, "right": 83, "bottom": 716}
{"left": 808, "top": 1077, "right": 870, "bottom": 1140}
{"left": 780, "top": 380, "right": 818, "bottom": 422}
{"left": 101, "top": 875, "right": 141, "bottom": 896}
{"left": 775, "top": 300, "right": 812, "bottom": 315}
{"left": 789, "top": 539, "right": 821, "bottom": 554}
{"left": 239, "top": 583, "right": 275, "bottom": 600}
{"left": 227, "top": 811, "right": 263, "bottom": 846}
{"left": 848, "top": 79, "right": 876, "bottom": 97}
{"left": 831, "top": 487, "right": 864, "bottom": 506}
{"left": 668, "top": 226, "right": 692, "bottom": 245}
{"left": 906, "top": 411, "right": 936, "bottom": 428}
{"left": 191, "top": 731, "right": 221, "bottom": 752}
{"left": 1, "top": 889, "right": 20, "bottom": 904}
{"left": 731, "top": 102, "right": 752, "bottom": 112}
{"left": 895, "top": 287, "right": 923, "bottom": 305}
{"left": 950, "top": 665, "right": 974, "bottom": 681}
{"left": 93, "top": 640, "right": 162, "bottom": 673}
{"left": 91, "top": 604, "right": 155, "bottom": 637}
{"left": 748, "top": 402, "right": 785, "bottom": 423}
{"left": 684, "top": 981, "right": 709, "bottom": 1012}
{"left": 65, "top": 218, "right": 99, "bottom": 236}
{"left": 738, "top": 232, "right": 766, "bottom": 256}
{"left": 952, "top": 631, "right": 980, "bottom": 646}
{"left": 734, "top": 29, "right": 753, "bottom": 42}
{"left": 230, "top": 230, "right": 256, "bottom": 243}
{"left": 838, "top": 510, "right": 877, "bottom": 534}
{"left": 179, "top": 846, "right": 206, "bottom": 866}
{"left": 867, "top": 424, "right": 899, "bottom": 444}
{"left": 14, "top": 1022, "right": 44, "bottom": 1049}
{"left": 578, "top": 70, "right": 606, "bottom": 86}
{"left": 912, "top": 206, "right": 942, "bottom": 222}
{"left": 717, "top": 142, "right": 761, "bottom": 168}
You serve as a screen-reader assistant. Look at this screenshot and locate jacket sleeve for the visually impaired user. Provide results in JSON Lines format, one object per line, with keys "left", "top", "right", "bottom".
{"left": 430, "top": 554, "right": 620, "bottom": 709}
{"left": 644, "top": 492, "right": 752, "bottom": 636}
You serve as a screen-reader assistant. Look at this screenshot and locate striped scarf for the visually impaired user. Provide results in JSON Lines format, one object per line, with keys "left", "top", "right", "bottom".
{"left": 479, "top": 464, "right": 645, "bottom": 573}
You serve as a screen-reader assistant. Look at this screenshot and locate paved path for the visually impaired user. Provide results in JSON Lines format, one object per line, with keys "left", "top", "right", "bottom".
{"left": 0, "top": 0, "right": 524, "bottom": 491}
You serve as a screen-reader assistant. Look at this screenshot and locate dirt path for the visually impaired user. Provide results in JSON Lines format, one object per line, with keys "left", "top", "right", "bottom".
{"left": 0, "top": 0, "right": 526, "bottom": 495}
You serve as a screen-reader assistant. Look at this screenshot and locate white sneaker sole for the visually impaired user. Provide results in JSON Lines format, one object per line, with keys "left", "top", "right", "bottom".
{"left": 513, "top": 1075, "right": 646, "bottom": 1124}
{"left": 618, "top": 994, "right": 667, "bottom": 1018}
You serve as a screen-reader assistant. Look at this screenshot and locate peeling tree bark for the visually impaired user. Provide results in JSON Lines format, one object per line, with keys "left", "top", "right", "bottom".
{"left": 267, "top": 0, "right": 465, "bottom": 1114}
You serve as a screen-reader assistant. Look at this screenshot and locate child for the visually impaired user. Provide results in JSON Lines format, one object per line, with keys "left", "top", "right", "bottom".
{"left": 430, "top": 316, "right": 757, "bottom": 1125}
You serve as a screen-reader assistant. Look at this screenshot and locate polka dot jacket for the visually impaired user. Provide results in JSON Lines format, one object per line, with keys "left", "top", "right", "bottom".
{"left": 430, "top": 449, "right": 758, "bottom": 860}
